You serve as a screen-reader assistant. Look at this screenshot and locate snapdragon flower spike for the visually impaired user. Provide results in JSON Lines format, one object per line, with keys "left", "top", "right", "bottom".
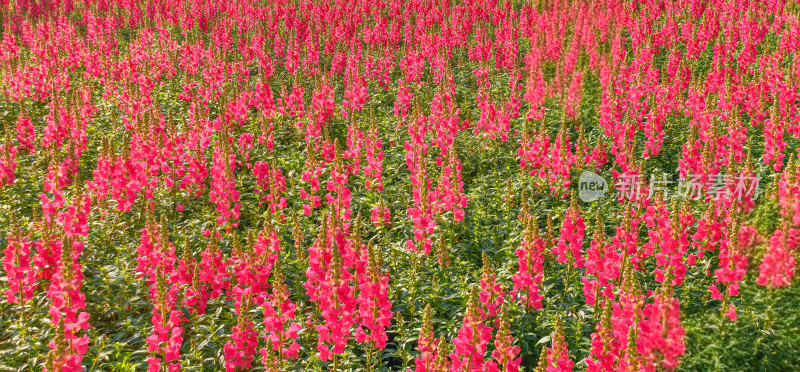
{"left": 405, "top": 115, "right": 435, "bottom": 253}
{"left": 254, "top": 160, "right": 288, "bottom": 216}
{"left": 44, "top": 244, "right": 82, "bottom": 371}
{"left": 474, "top": 83, "right": 503, "bottom": 140}
{"left": 325, "top": 146, "right": 355, "bottom": 225}
{"left": 555, "top": 193, "right": 586, "bottom": 268}
{"left": 479, "top": 252, "right": 504, "bottom": 319}
{"left": 432, "top": 146, "right": 468, "bottom": 222}
{"left": 490, "top": 305, "right": 522, "bottom": 372}
{"left": 284, "top": 84, "right": 306, "bottom": 125}
{"left": 413, "top": 305, "right": 437, "bottom": 371}
{"left": 519, "top": 119, "right": 551, "bottom": 178}
{"left": 777, "top": 155, "right": 800, "bottom": 225}
{"left": 354, "top": 243, "right": 393, "bottom": 350}
{"left": 430, "top": 339, "right": 453, "bottom": 372}
{"left": 583, "top": 209, "right": 619, "bottom": 307}
{"left": 2, "top": 219, "right": 37, "bottom": 304}
{"left": 449, "top": 286, "right": 493, "bottom": 372}
{"left": 429, "top": 85, "right": 460, "bottom": 156}
{"left": 260, "top": 260, "right": 301, "bottom": 369}
{"left": 412, "top": 329, "right": 453, "bottom": 372}
{"left": 135, "top": 216, "right": 183, "bottom": 372}
{"left": 300, "top": 143, "right": 325, "bottom": 216}
{"left": 706, "top": 154, "right": 752, "bottom": 288}
{"left": 179, "top": 105, "right": 211, "bottom": 197}
{"left": 667, "top": 202, "right": 692, "bottom": 287}
{"left": 41, "top": 95, "right": 72, "bottom": 155}
{"left": 176, "top": 242, "right": 209, "bottom": 315}
{"left": 291, "top": 209, "right": 306, "bottom": 261}
{"left": 228, "top": 235, "right": 259, "bottom": 298}
{"left": 757, "top": 222, "right": 799, "bottom": 288}
{"left": 609, "top": 206, "right": 641, "bottom": 271}
{"left": 209, "top": 132, "right": 241, "bottom": 228}
{"left": 237, "top": 132, "right": 254, "bottom": 165}
{"left": 710, "top": 215, "right": 749, "bottom": 321}
{"left": 342, "top": 58, "right": 370, "bottom": 118}
{"left": 546, "top": 123, "right": 575, "bottom": 197}
{"left": 15, "top": 109, "right": 36, "bottom": 153}
{"left": 343, "top": 119, "right": 364, "bottom": 176}
{"left": 642, "top": 199, "right": 688, "bottom": 287}
{"left": 304, "top": 212, "right": 357, "bottom": 360}
{"left": 120, "top": 122, "right": 165, "bottom": 199}
{"left": 690, "top": 205, "right": 727, "bottom": 264}
{"left": 251, "top": 221, "right": 281, "bottom": 293}
{"left": 586, "top": 301, "right": 622, "bottom": 372}
{"left": 224, "top": 287, "right": 258, "bottom": 372}
{"left": 304, "top": 213, "right": 333, "bottom": 304}
{"left": 585, "top": 138, "right": 608, "bottom": 170}
{"left": 33, "top": 219, "right": 62, "bottom": 283}
{"left": 44, "top": 188, "right": 92, "bottom": 372}
{"left": 308, "top": 82, "right": 335, "bottom": 142}
{"left": 371, "top": 198, "right": 391, "bottom": 227}
{"left": 763, "top": 92, "right": 788, "bottom": 172}
{"left": 87, "top": 138, "right": 114, "bottom": 206}
{"left": 0, "top": 142, "right": 17, "bottom": 188}
{"left": 199, "top": 231, "right": 230, "bottom": 302}
{"left": 511, "top": 211, "right": 545, "bottom": 310}
{"left": 636, "top": 275, "right": 685, "bottom": 372}
{"left": 543, "top": 318, "right": 574, "bottom": 372}
{"left": 523, "top": 50, "right": 547, "bottom": 121}
{"left": 364, "top": 121, "right": 385, "bottom": 192}
{"left": 564, "top": 71, "right": 584, "bottom": 120}
{"left": 611, "top": 259, "right": 646, "bottom": 371}
{"left": 145, "top": 268, "right": 185, "bottom": 372}
{"left": 315, "top": 236, "right": 357, "bottom": 361}
{"left": 105, "top": 145, "right": 142, "bottom": 212}
{"left": 432, "top": 234, "right": 452, "bottom": 269}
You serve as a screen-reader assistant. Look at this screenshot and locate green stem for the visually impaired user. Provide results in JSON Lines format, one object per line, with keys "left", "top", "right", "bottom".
{"left": 563, "top": 258, "right": 573, "bottom": 299}
{"left": 278, "top": 330, "right": 284, "bottom": 369}
{"left": 88, "top": 336, "right": 106, "bottom": 372}
{"left": 366, "top": 342, "right": 375, "bottom": 371}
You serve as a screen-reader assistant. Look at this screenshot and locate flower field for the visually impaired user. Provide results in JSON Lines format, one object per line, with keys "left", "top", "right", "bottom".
{"left": 3, "top": 0, "right": 800, "bottom": 370}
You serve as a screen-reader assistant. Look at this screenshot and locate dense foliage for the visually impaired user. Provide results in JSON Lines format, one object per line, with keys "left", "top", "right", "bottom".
{"left": 2, "top": 0, "right": 800, "bottom": 371}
